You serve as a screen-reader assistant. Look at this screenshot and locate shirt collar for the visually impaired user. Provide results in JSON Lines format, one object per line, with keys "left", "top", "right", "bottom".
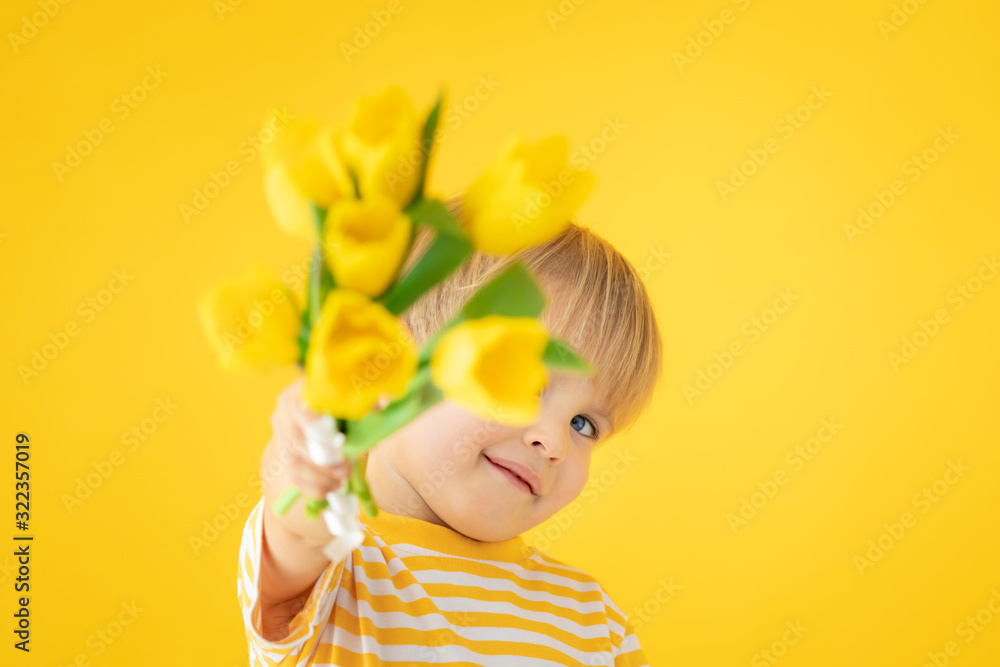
{"left": 358, "top": 505, "right": 530, "bottom": 563}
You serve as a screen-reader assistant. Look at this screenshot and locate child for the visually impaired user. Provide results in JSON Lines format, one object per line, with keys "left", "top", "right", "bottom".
{"left": 237, "top": 196, "right": 664, "bottom": 665}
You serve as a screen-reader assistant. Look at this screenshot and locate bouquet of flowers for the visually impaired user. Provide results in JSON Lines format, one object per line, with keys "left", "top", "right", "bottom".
{"left": 198, "top": 84, "right": 596, "bottom": 562}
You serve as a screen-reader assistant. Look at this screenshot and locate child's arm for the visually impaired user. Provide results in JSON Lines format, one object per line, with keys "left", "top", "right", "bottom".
{"left": 257, "top": 379, "right": 354, "bottom": 639}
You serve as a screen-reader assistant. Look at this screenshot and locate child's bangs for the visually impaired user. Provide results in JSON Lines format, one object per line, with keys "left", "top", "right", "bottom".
{"left": 524, "top": 232, "right": 662, "bottom": 438}
{"left": 399, "top": 196, "right": 663, "bottom": 438}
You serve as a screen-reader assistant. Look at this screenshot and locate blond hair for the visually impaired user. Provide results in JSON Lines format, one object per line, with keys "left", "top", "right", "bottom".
{"left": 398, "top": 194, "right": 664, "bottom": 439}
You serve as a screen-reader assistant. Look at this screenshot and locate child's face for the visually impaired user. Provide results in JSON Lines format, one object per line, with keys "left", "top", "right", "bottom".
{"left": 365, "top": 370, "right": 612, "bottom": 542}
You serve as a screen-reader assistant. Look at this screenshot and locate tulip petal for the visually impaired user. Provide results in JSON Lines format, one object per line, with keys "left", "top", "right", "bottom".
{"left": 417, "top": 262, "right": 545, "bottom": 365}
{"left": 198, "top": 265, "right": 301, "bottom": 375}
{"left": 463, "top": 133, "right": 595, "bottom": 255}
{"left": 302, "top": 289, "right": 418, "bottom": 419}
{"left": 339, "top": 85, "right": 422, "bottom": 208}
{"left": 323, "top": 197, "right": 412, "bottom": 297}
{"left": 261, "top": 117, "right": 349, "bottom": 240}
{"left": 430, "top": 316, "right": 550, "bottom": 426}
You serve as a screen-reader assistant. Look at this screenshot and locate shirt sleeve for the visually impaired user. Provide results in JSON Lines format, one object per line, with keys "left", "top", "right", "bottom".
{"left": 237, "top": 497, "right": 347, "bottom": 666}
{"left": 613, "top": 616, "right": 649, "bottom": 667}
{"left": 603, "top": 588, "right": 650, "bottom": 667}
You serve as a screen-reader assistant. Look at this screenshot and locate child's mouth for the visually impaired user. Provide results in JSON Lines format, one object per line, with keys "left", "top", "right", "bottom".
{"left": 485, "top": 454, "right": 535, "bottom": 495}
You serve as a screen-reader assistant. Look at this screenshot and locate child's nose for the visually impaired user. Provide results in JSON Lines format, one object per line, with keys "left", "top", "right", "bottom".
{"left": 524, "top": 422, "right": 568, "bottom": 463}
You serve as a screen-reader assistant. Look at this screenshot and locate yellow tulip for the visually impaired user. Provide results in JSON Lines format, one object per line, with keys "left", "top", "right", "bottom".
{"left": 337, "top": 85, "right": 422, "bottom": 208}
{"left": 462, "top": 134, "right": 596, "bottom": 255}
{"left": 261, "top": 116, "right": 351, "bottom": 242}
{"left": 430, "top": 316, "right": 550, "bottom": 426}
{"left": 198, "top": 264, "right": 301, "bottom": 375}
{"left": 303, "top": 288, "right": 418, "bottom": 419}
{"left": 322, "top": 196, "right": 412, "bottom": 297}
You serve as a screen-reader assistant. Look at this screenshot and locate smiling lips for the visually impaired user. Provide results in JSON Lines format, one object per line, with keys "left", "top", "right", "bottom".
{"left": 486, "top": 455, "right": 540, "bottom": 495}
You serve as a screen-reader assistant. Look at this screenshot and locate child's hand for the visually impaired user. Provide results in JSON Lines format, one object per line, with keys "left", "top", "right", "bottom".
{"left": 258, "top": 378, "right": 356, "bottom": 627}
{"left": 269, "top": 377, "right": 354, "bottom": 503}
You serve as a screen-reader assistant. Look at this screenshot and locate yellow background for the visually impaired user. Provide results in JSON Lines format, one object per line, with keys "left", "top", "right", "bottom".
{"left": 2, "top": 0, "right": 999, "bottom": 664}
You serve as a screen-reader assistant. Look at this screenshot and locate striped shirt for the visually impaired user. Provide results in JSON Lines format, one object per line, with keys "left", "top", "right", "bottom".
{"left": 238, "top": 497, "right": 649, "bottom": 665}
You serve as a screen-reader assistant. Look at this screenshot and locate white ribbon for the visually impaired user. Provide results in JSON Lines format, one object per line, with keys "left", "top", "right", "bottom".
{"left": 296, "top": 407, "right": 365, "bottom": 563}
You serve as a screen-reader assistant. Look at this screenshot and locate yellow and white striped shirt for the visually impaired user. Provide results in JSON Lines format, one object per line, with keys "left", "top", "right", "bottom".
{"left": 238, "top": 497, "right": 649, "bottom": 665}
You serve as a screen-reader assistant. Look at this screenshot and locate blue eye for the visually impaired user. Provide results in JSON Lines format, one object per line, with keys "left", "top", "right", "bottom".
{"left": 570, "top": 414, "right": 600, "bottom": 440}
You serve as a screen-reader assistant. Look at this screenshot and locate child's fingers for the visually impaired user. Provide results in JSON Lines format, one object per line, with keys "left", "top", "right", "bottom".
{"left": 290, "top": 455, "right": 352, "bottom": 499}
{"left": 271, "top": 376, "right": 355, "bottom": 499}
{"left": 271, "top": 381, "right": 310, "bottom": 452}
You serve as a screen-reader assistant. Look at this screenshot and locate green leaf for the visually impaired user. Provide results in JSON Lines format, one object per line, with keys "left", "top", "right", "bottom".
{"left": 404, "top": 197, "right": 464, "bottom": 237}
{"left": 458, "top": 262, "right": 545, "bottom": 319}
{"left": 380, "top": 224, "right": 472, "bottom": 315}
{"left": 406, "top": 88, "right": 445, "bottom": 209}
{"left": 418, "top": 262, "right": 545, "bottom": 364}
{"left": 543, "top": 338, "right": 594, "bottom": 374}
{"left": 342, "top": 366, "right": 442, "bottom": 457}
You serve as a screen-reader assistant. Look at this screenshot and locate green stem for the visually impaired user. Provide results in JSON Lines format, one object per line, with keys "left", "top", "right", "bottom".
{"left": 273, "top": 485, "right": 301, "bottom": 516}
{"left": 304, "top": 497, "right": 329, "bottom": 520}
